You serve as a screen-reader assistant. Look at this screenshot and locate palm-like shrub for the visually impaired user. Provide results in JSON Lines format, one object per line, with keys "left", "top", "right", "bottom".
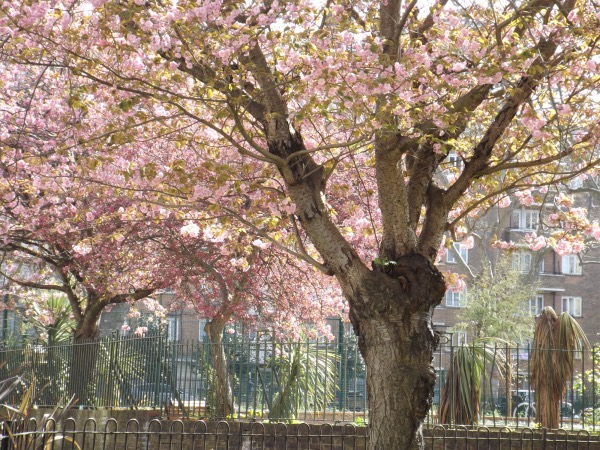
{"left": 268, "top": 342, "right": 339, "bottom": 422}
{"left": 531, "top": 307, "right": 589, "bottom": 429}
{"left": 25, "top": 293, "right": 75, "bottom": 345}
{"left": 439, "top": 340, "right": 507, "bottom": 425}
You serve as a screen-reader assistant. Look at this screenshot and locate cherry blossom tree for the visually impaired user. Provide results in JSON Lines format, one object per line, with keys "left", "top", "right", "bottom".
{"left": 0, "top": 186, "right": 173, "bottom": 403}
{"left": 0, "top": 185, "right": 167, "bottom": 342}
{"left": 2, "top": 0, "right": 600, "bottom": 447}
{"left": 159, "top": 226, "right": 343, "bottom": 417}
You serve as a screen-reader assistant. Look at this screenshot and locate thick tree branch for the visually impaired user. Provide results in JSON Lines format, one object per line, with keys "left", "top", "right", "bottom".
{"left": 107, "top": 288, "right": 155, "bottom": 305}
{"left": 443, "top": 36, "right": 560, "bottom": 207}
{"left": 170, "top": 56, "right": 266, "bottom": 125}
{"left": 375, "top": 137, "right": 416, "bottom": 259}
{"left": 406, "top": 84, "right": 493, "bottom": 231}
{"left": 245, "top": 43, "right": 370, "bottom": 288}
{"left": 409, "top": 0, "right": 449, "bottom": 45}
{"left": 0, "top": 268, "right": 66, "bottom": 293}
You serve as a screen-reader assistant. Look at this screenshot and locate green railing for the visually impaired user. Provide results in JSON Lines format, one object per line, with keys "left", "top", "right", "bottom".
{"left": 1, "top": 333, "right": 599, "bottom": 429}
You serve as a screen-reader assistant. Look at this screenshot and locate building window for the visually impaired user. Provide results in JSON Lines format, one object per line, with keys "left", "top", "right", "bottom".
{"left": 167, "top": 315, "right": 181, "bottom": 341}
{"left": 446, "top": 289, "right": 466, "bottom": 308}
{"left": 452, "top": 332, "right": 468, "bottom": 346}
{"left": 198, "top": 319, "right": 207, "bottom": 342}
{"left": 561, "top": 255, "right": 582, "bottom": 275}
{"left": 0, "top": 310, "right": 18, "bottom": 338}
{"left": 511, "top": 209, "right": 540, "bottom": 230}
{"left": 569, "top": 177, "right": 583, "bottom": 189}
{"left": 447, "top": 151, "right": 464, "bottom": 170}
{"left": 512, "top": 251, "right": 532, "bottom": 273}
{"left": 446, "top": 244, "right": 469, "bottom": 264}
{"left": 529, "top": 295, "right": 544, "bottom": 316}
{"left": 562, "top": 296, "right": 582, "bottom": 317}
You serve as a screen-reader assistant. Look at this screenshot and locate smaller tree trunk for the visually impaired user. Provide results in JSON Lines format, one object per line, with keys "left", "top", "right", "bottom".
{"left": 67, "top": 318, "right": 100, "bottom": 406}
{"left": 205, "top": 318, "right": 235, "bottom": 418}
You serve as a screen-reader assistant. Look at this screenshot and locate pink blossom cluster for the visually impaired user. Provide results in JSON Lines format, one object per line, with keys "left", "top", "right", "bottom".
{"left": 514, "top": 190, "right": 535, "bottom": 206}
{"left": 134, "top": 326, "right": 149, "bottom": 337}
{"left": 491, "top": 240, "right": 517, "bottom": 250}
{"left": 525, "top": 233, "right": 547, "bottom": 251}
{"left": 444, "top": 272, "right": 466, "bottom": 293}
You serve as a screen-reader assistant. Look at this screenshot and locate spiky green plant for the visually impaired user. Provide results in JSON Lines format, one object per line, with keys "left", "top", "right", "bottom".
{"left": 531, "top": 307, "right": 589, "bottom": 429}
{"left": 439, "top": 340, "right": 507, "bottom": 425}
{"left": 26, "top": 293, "right": 75, "bottom": 345}
{"left": 268, "top": 343, "right": 339, "bottom": 422}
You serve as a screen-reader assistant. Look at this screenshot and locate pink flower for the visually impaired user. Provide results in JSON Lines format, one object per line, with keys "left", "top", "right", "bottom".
{"left": 443, "top": 271, "right": 466, "bottom": 293}
{"left": 492, "top": 240, "right": 516, "bottom": 250}
{"left": 73, "top": 242, "right": 92, "bottom": 256}
{"left": 555, "top": 193, "right": 574, "bottom": 207}
{"left": 498, "top": 196, "right": 511, "bottom": 208}
{"left": 134, "top": 326, "right": 148, "bottom": 337}
{"left": 554, "top": 240, "right": 572, "bottom": 256}
{"left": 528, "top": 235, "right": 547, "bottom": 252}
{"left": 180, "top": 222, "right": 200, "bottom": 238}
{"left": 593, "top": 226, "right": 600, "bottom": 240}
{"left": 461, "top": 236, "right": 474, "bottom": 250}
{"left": 515, "top": 190, "right": 534, "bottom": 206}
{"left": 572, "top": 241, "right": 584, "bottom": 253}
{"left": 252, "top": 239, "right": 271, "bottom": 250}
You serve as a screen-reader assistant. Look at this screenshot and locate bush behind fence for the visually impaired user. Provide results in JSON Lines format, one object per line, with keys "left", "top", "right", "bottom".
{"left": 1, "top": 333, "right": 599, "bottom": 429}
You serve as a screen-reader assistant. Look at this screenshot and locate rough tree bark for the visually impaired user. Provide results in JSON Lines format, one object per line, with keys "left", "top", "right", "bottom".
{"left": 67, "top": 309, "right": 101, "bottom": 406}
{"left": 204, "top": 316, "right": 235, "bottom": 418}
{"left": 66, "top": 289, "right": 154, "bottom": 406}
{"left": 348, "top": 256, "right": 446, "bottom": 449}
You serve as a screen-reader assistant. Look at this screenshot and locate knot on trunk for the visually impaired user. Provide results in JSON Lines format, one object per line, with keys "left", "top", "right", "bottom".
{"left": 372, "top": 253, "right": 446, "bottom": 311}
{"left": 413, "top": 366, "right": 437, "bottom": 422}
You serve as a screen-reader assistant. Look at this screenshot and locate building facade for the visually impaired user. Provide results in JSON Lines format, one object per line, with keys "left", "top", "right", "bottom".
{"left": 433, "top": 197, "right": 600, "bottom": 344}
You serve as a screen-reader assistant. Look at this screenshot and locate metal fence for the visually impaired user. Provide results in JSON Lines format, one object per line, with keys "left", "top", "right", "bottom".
{"left": 1, "top": 333, "right": 600, "bottom": 430}
{"left": 2, "top": 419, "right": 599, "bottom": 450}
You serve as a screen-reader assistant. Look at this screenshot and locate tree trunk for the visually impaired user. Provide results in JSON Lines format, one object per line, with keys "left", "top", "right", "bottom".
{"left": 205, "top": 319, "right": 235, "bottom": 418}
{"left": 347, "top": 255, "right": 446, "bottom": 450}
{"left": 67, "top": 318, "right": 100, "bottom": 406}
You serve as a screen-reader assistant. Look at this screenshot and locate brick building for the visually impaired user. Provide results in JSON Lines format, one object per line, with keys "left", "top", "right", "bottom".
{"left": 432, "top": 193, "right": 600, "bottom": 344}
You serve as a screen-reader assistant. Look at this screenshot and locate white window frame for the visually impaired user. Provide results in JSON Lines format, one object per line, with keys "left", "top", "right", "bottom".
{"left": 511, "top": 208, "right": 540, "bottom": 230}
{"left": 512, "top": 251, "right": 532, "bottom": 273}
{"left": 529, "top": 295, "right": 544, "bottom": 316}
{"left": 562, "top": 296, "right": 582, "bottom": 317}
{"left": 167, "top": 315, "right": 181, "bottom": 341}
{"left": 569, "top": 177, "right": 583, "bottom": 189}
{"left": 452, "top": 332, "right": 468, "bottom": 346}
{"left": 446, "top": 244, "right": 469, "bottom": 264}
{"left": 447, "top": 151, "right": 464, "bottom": 170}
{"left": 446, "top": 289, "right": 466, "bottom": 308}
{"left": 0, "top": 310, "right": 17, "bottom": 337}
{"left": 198, "top": 318, "right": 207, "bottom": 342}
{"left": 561, "top": 255, "right": 582, "bottom": 275}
